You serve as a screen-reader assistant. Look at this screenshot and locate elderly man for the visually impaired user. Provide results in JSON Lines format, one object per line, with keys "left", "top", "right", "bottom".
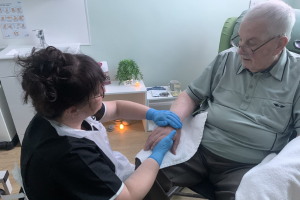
{"left": 142, "top": 1, "right": 299, "bottom": 200}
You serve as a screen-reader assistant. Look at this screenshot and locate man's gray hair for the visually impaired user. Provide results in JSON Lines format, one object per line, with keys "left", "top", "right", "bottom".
{"left": 243, "top": 0, "right": 295, "bottom": 41}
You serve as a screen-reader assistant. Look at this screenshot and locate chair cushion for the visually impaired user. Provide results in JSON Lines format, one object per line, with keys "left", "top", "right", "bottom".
{"left": 218, "top": 17, "right": 238, "bottom": 53}
{"left": 230, "top": 10, "right": 248, "bottom": 48}
{"left": 287, "top": 9, "right": 300, "bottom": 54}
{"left": 230, "top": 9, "right": 300, "bottom": 54}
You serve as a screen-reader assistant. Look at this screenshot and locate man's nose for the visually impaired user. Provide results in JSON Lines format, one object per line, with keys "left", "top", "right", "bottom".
{"left": 237, "top": 46, "right": 246, "bottom": 55}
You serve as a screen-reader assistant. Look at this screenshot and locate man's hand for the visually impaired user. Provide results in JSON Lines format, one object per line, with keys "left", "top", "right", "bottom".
{"left": 149, "top": 130, "right": 177, "bottom": 166}
{"left": 144, "top": 126, "right": 181, "bottom": 155}
{"left": 146, "top": 108, "right": 182, "bottom": 129}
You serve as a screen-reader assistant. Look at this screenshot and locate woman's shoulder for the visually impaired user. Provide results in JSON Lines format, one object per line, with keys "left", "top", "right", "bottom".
{"left": 21, "top": 115, "right": 99, "bottom": 163}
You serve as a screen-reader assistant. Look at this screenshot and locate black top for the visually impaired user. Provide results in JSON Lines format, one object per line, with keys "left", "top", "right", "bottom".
{"left": 21, "top": 103, "right": 123, "bottom": 200}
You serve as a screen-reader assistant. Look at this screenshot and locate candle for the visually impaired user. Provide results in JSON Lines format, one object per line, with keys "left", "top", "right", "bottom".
{"left": 135, "top": 81, "right": 140, "bottom": 86}
{"left": 120, "top": 124, "right": 124, "bottom": 129}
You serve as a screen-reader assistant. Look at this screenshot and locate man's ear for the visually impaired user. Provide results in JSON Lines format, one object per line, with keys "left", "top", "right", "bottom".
{"left": 65, "top": 106, "right": 79, "bottom": 118}
{"left": 274, "top": 36, "right": 288, "bottom": 55}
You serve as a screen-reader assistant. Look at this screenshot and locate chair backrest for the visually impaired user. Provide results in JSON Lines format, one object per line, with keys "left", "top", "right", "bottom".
{"left": 218, "top": 9, "right": 300, "bottom": 54}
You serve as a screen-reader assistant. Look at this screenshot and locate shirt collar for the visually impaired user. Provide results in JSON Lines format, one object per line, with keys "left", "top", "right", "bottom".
{"left": 236, "top": 48, "right": 287, "bottom": 81}
{"left": 48, "top": 117, "right": 97, "bottom": 138}
{"left": 269, "top": 48, "right": 287, "bottom": 81}
{"left": 236, "top": 65, "right": 246, "bottom": 75}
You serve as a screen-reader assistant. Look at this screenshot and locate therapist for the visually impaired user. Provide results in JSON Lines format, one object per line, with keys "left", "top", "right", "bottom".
{"left": 17, "top": 46, "right": 182, "bottom": 200}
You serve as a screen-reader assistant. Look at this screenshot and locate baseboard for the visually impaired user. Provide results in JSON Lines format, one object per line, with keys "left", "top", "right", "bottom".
{"left": 0, "top": 134, "right": 19, "bottom": 150}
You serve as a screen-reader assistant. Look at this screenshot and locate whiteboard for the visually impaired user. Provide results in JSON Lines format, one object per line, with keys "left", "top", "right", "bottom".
{"left": 0, "top": 0, "right": 90, "bottom": 48}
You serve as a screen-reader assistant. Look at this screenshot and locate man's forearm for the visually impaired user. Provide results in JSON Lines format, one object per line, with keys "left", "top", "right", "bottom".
{"left": 170, "top": 90, "right": 200, "bottom": 122}
{"left": 143, "top": 91, "right": 200, "bottom": 153}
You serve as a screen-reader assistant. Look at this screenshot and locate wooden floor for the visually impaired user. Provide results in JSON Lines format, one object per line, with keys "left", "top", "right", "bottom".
{"left": 0, "top": 120, "right": 204, "bottom": 200}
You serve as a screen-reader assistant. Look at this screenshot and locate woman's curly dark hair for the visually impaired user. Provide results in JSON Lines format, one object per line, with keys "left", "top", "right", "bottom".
{"left": 16, "top": 46, "right": 106, "bottom": 120}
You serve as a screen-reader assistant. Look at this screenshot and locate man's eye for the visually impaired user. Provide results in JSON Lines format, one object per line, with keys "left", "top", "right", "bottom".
{"left": 246, "top": 41, "right": 255, "bottom": 46}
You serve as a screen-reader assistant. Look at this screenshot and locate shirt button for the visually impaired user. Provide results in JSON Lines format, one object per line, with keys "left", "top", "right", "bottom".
{"left": 249, "top": 85, "right": 253, "bottom": 89}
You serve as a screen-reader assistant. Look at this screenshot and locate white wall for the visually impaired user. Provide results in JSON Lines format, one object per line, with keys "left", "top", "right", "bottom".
{"left": 81, "top": 0, "right": 249, "bottom": 89}
{"left": 0, "top": 0, "right": 90, "bottom": 47}
{"left": 291, "top": 0, "right": 300, "bottom": 9}
{"left": 282, "top": 0, "right": 294, "bottom": 5}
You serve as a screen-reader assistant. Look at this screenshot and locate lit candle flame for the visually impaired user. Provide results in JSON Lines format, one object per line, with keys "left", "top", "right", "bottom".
{"left": 120, "top": 124, "right": 124, "bottom": 129}
{"left": 135, "top": 81, "right": 140, "bottom": 86}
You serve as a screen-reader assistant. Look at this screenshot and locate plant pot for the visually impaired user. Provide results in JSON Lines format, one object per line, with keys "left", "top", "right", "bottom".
{"left": 123, "top": 79, "right": 133, "bottom": 86}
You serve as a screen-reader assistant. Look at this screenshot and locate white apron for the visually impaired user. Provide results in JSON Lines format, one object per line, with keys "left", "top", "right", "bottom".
{"left": 49, "top": 117, "right": 135, "bottom": 182}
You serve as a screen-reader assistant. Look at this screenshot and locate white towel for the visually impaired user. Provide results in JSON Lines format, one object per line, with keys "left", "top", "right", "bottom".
{"left": 136, "top": 112, "right": 207, "bottom": 169}
{"left": 236, "top": 136, "right": 300, "bottom": 200}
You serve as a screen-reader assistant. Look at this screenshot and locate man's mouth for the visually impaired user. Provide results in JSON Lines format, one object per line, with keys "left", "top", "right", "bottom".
{"left": 242, "top": 57, "right": 251, "bottom": 61}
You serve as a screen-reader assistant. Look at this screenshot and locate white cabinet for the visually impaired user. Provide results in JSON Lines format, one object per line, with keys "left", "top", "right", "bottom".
{"left": 0, "top": 81, "right": 17, "bottom": 142}
{"left": 0, "top": 59, "right": 35, "bottom": 144}
{"left": 1, "top": 77, "right": 35, "bottom": 144}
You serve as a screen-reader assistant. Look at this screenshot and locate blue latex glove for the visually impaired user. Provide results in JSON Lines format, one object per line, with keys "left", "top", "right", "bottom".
{"left": 149, "top": 130, "right": 176, "bottom": 166}
{"left": 146, "top": 108, "right": 182, "bottom": 129}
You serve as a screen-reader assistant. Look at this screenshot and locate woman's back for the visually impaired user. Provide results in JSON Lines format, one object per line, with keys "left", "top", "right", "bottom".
{"left": 21, "top": 114, "right": 122, "bottom": 200}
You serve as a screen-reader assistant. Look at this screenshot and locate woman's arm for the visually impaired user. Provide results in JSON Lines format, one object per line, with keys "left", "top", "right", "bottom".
{"left": 100, "top": 100, "right": 149, "bottom": 123}
{"left": 100, "top": 101, "right": 181, "bottom": 129}
{"left": 115, "top": 130, "right": 176, "bottom": 200}
{"left": 115, "top": 158, "right": 159, "bottom": 200}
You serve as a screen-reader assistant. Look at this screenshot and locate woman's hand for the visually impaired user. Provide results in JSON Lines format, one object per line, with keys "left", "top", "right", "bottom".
{"left": 144, "top": 126, "right": 181, "bottom": 155}
{"left": 149, "top": 130, "right": 177, "bottom": 165}
{"left": 146, "top": 108, "right": 182, "bottom": 129}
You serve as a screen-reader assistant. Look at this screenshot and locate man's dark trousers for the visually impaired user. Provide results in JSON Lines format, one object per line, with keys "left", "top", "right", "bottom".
{"left": 136, "top": 145, "right": 256, "bottom": 200}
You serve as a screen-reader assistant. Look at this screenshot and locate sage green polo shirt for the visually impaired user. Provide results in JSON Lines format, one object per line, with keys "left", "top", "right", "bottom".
{"left": 186, "top": 47, "right": 300, "bottom": 164}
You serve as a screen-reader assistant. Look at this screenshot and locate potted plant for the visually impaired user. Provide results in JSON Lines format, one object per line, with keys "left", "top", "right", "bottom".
{"left": 115, "top": 59, "right": 144, "bottom": 85}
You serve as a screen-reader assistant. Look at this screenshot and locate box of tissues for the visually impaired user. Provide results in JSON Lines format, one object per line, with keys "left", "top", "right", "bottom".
{"left": 98, "top": 61, "right": 111, "bottom": 85}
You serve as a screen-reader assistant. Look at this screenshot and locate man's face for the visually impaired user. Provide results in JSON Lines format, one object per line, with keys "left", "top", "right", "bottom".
{"left": 238, "top": 20, "right": 279, "bottom": 73}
